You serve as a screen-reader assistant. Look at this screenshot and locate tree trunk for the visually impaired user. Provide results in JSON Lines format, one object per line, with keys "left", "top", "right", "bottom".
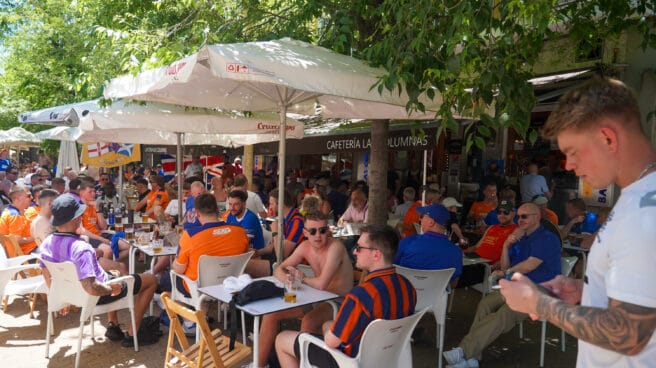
{"left": 368, "top": 120, "right": 389, "bottom": 226}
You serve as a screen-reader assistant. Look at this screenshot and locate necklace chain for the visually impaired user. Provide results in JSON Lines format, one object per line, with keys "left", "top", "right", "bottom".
{"left": 637, "top": 161, "right": 656, "bottom": 180}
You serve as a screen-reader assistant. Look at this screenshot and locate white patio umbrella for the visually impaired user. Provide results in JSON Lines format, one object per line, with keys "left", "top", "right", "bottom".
{"left": 104, "top": 37, "right": 443, "bottom": 263}
{"left": 1, "top": 127, "right": 42, "bottom": 166}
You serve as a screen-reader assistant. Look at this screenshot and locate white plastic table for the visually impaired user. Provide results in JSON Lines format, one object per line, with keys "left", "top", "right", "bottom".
{"left": 562, "top": 240, "right": 590, "bottom": 276}
{"left": 199, "top": 276, "right": 339, "bottom": 367}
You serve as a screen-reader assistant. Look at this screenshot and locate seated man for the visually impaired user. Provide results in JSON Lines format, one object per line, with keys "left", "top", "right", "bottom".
{"left": 458, "top": 200, "right": 518, "bottom": 288}
{"left": 561, "top": 197, "right": 600, "bottom": 247}
{"left": 223, "top": 189, "right": 265, "bottom": 251}
{"left": 400, "top": 188, "right": 441, "bottom": 238}
{"left": 466, "top": 182, "right": 498, "bottom": 232}
{"left": 533, "top": 195, "right": 558, "bottom": 226}
{"left": 254, "top": 211, "right": 354, "bottom": 368}
{"left": 443, "top": 203, "right": 561, "bottom": 367}
{"left": 135, "top": 175, "right": 169, "bottom": 219}
{"left": 38, "top": 195, "right": 157, "bottom": 347}
{"left": 394, "top": 203, "right": 462, "bottom": 285}
{"left": 246, "top": 190, "right": 304, "bottom": 278}
{"left": 275, "top": 225, "right": 417, "bottom": 368}
{"left": 0, "top": 185, "right": 38, "bottom": 256}
{"left": 170, "top": 193, "right": 249, "bottom": 298}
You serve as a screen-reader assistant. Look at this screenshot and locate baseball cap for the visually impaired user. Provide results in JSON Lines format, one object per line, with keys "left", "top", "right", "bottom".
{"left": 442, "top": 197, "right": 462, "bottom": 208}
{"left": 416, "top": 204, "right": 450, "bottom": 226}
{"left": 51, "top": 195, "right": 87, "bottom": 226}
{"left": 497, "top": 200, "right": 515, "bottom": 212}
{"left": 533, "top": 196, "right": 548, "bottom": 205}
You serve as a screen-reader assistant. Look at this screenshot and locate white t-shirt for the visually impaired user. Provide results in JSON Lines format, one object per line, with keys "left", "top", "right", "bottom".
{"left": 30, "top": 214, "right": 53, "bottom": 245}
{"left": 577, "top": 172, "right": 656, "bottom": 367}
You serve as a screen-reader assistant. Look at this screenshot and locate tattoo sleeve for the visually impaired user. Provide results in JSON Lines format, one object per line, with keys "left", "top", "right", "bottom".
{"left": 80, "top": 277, "right": 113, "bottom": 296}
{"left": 537, "top": 295, "right": 656, "bottom": 355}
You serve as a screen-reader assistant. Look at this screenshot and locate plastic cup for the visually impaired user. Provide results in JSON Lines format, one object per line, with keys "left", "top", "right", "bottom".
{"left": 152, "top": 239, "right": 163, "bottom": 254}
{"left": 283, "top": 274, "right": 297, "bottom": 303}
{"left": 125, "top": 225, "right": 135, "bottom": 241}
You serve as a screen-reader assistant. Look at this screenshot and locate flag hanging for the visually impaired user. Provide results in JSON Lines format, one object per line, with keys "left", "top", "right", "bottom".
{"left": 82, "top": 142, "right": 141, "bottom": 168}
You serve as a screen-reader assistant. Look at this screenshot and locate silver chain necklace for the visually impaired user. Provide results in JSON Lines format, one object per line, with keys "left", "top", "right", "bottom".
{"left": 637, "top": 161, "right": 656, "bottom": 180}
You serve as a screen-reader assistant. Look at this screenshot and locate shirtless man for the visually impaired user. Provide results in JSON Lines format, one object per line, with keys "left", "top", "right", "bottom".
{"left": 254, "top": 211, "right": 353, "bottom": 368}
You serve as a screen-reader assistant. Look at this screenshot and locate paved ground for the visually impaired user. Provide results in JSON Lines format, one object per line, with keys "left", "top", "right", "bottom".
{"left": 0, "top": 280, "right": 578, "bottom": 367}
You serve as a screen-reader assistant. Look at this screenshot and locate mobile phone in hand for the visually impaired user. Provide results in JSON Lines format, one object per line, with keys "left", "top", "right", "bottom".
{"left": 536, "top": 284, "right": 558, "bottom": 298}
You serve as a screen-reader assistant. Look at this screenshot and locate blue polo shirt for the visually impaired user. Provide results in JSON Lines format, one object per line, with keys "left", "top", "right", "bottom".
{"left": 225, "top": 209, "right": 265, "bottom": 249}
{"left": 394, "top": 231, "right": 463, "bottom": 280}
{"left": 508, "top": 225, "right": 561, "bottom": 283}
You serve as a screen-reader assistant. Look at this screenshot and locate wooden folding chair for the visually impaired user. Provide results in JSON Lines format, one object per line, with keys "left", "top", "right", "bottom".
{"left": 161, "top": 292, "right": 251, "bottom": 368}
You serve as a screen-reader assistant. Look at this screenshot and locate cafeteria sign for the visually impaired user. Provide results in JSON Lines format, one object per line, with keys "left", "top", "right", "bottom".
{"left": 82, "top": 142, "right": 141, "bottom": 168}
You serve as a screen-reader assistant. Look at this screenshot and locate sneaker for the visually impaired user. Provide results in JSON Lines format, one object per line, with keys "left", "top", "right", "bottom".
{"left": 182, "top": 322, "right": 196, "bottom": 337}
{"left": 104, "top": 322, "right": 124, "bottom": 341}
{"left": 446, "top": 358, "right": 478, "bottom": 368}
{"left": 443, "top": 347, "right": 465, "bottom": 365}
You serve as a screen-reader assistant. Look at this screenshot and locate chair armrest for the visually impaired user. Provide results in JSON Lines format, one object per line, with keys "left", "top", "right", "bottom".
{"left": 1, "top": 264, "right": 43, "bottom": 278}
{"left": 297, "top": 333, "right": 356, "bottom": 368}
{"left": 170, "top": 270, "right": 197, "bottom": 289}
{"left": 170, "top": 270, "right": 198, "bottom": 304}
{"left": 106, "top": 275, "right": 135, "bottom": 295}
{"left": 7, "top": 254, "right": 40, "bottom": 268}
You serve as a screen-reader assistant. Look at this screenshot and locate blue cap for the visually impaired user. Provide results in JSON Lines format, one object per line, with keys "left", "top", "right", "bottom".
{"left": 416, "top": 204, "right": 450, "bottom": 226}
{"left": 51, "top": 194, "right": 87, "bottom": 226}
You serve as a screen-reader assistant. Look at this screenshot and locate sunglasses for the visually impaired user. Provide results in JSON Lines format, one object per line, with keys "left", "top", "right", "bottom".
{"left": 354, "top": 246, "right": 379, "bottom": 253}
{"left": 518, "top": 213, "right": 538, "bottom": 219}
{"left": 305, "top": 226, "right": 329, "bottom": 236}
{"left": 497, "top": 210, "right": 512, "bottom": 215}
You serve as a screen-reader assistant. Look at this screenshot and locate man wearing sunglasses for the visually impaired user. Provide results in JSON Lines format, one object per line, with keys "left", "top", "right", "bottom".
{"left": 254, "top": 211, "right": 353, "bottom": 368}
{"left": 444, "top": 203, "right": 560, "bottom": 367}
{"left": 394, "top": 203, "right": 462, "bottom": 285}
{"left": 458, "top": 200, "right": 519, "bottom": 289}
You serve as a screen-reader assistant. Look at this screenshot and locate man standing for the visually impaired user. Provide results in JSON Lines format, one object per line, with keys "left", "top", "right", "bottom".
{"left": 39, "top": 195, "right": 157, "bottom": 347}
{"left": 502, "top": 77, "right": 656, "bottom": 366}
{"left": 444, "top": 203, "right": 560, "bottom": 367}
{"left": 394, "top": 204, "right": 462, "bottom": 284}
{"left": 224, "top": 189, "right": 265, "bottom": 251}
{"left": 275, "top": 225, "right": 416, "bottom": 368}
{"left": 520, "top": 162, "right": 552, "bottom": 203}
{"left": 254, "top": 211, "right": 354, "bottom": 368}
{"left": 0, "top": 185, "right": 38, "bottom": 256}
{"left": 171, "top": 193, "right": 249, "bottom": 297}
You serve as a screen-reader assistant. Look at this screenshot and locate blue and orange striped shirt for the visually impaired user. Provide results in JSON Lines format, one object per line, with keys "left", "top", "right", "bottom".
{"left": 283, "top": 208, "right": 304, "bottom": 245}
{"left": 330, "top": 267, "right": 417, "bottom": 357}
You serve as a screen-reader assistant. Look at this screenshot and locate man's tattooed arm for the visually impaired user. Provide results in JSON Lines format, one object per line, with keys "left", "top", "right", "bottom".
{"left": 537, "top": 295, "right": 656, "bottom": 355}
{"left": 80, "top": 277, "right": 113, "bottom": 296}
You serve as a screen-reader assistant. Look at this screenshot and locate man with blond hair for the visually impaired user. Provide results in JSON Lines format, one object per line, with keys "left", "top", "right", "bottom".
{"left": 502, "top": 77, "right": 656, "bottom": 367}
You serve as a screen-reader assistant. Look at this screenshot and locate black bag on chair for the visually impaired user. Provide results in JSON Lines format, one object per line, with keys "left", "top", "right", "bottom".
{"left": 229, "top": 280, "right": 284, "bottom": 350}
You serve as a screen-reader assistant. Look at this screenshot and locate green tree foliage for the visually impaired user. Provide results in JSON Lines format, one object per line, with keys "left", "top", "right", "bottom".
{"left": 1, "top": 1, "right": 655, "bottom": 146}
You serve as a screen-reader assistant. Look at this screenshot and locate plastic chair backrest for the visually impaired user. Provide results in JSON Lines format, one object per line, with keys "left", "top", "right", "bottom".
{"left": 197, "top": 251, "right": 254, "bottom": 288}
{"left": 561, "top": 256, "right": 578, "bottom": 277}
{"left": 354, "top": 307, "right": 428, "bottom": 368}
{"left": 0, "top": 240, "right": 9, "bottom": 267}
{"left": 394, "top": 265, "right": 453, "bottom": 319}
{"left": 41, "top": 259, "right": 98, "bottom": 313}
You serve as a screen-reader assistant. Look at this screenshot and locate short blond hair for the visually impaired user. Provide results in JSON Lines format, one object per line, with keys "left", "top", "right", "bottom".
{"left": 542, "top": 77, "right": 642, "bottom": 139}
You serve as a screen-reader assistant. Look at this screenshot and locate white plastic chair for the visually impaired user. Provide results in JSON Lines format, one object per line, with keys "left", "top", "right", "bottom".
{"left": 0, "top": 245, "right": 46, "bottom": 318}
{"left": 42, "top": 259, "right": 138, "bottom": 368}
{"left": 298, "top": 307, "right": 428, "bottom": 368}
{"left": 519, "top": 256, "right": 578, "bottom": 367}
{"left": 170, "top": 251, "right": 254, "bottom": 342}
{"left": 395, "top": 265, "right": 454, "bottom": 368}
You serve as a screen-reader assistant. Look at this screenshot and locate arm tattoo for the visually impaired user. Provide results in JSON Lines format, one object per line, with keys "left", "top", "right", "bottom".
{"left": 80, "top": 277, "right": 113, "bottom": 296}
{"left": 537, "top": 295, "right": 656, "bottom": 355}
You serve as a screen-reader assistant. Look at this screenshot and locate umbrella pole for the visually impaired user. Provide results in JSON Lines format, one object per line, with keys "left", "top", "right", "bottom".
{"left": 177, "top": 133, "right": 184, "bottom": 221}
{"left": 276, "top": 101, "right": 288, "bottom": 265}
{"left": 422, "top": 150, "right": 428, "bottom": 205}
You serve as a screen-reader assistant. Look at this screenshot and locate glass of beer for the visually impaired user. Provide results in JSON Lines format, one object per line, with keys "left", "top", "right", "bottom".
{"left": 152, "top": 239, "right": 163, "bottom": 254}
{"left": 124, "top": 225, "right": 135, "bottom": 241}
{"left": 115, "top": 223, "right": 124, "bottom": 232}
{"left": 175, "top": 225, "right": 184, "bottom": 236}
{"left": 141, "top": 212, "right": 150, "bottom": 223}
{"left": 283, "top": 273, "right": 297, "bottom": 303}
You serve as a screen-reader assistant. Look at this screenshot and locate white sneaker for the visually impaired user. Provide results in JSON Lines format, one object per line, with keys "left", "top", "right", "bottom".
{"left": 182, "top": 321, "right": 196, "bottom": 337}
{"left": 443, "top": 347, "right": 465, "bottom": 365}
{"left": 465, "top": 358, "right": 479, "bottom": 367}
{"left": 446, "top": 358, "right": 478, "bottom": 368}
